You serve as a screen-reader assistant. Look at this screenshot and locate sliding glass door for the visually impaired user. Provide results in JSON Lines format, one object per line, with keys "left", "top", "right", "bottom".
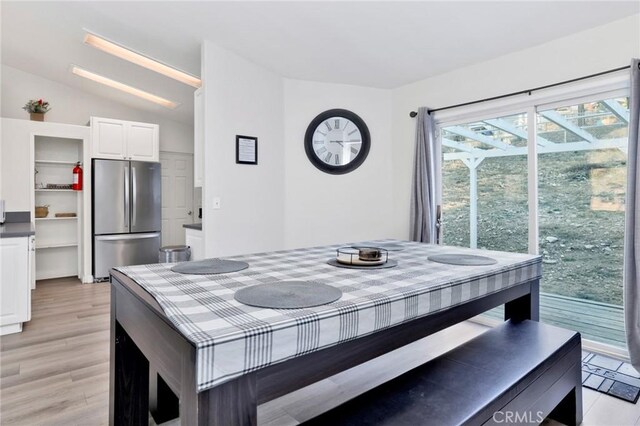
{"left": 536, "top": 96, "right": 628, "bottom": 347}
{"left": 439, "top": 94, "right": 630, "bottom": 348}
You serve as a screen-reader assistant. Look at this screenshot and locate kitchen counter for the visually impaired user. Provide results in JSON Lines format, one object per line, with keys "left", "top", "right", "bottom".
{"left": 184, "top": 224, "right": 203, "bottom": 260}
{"left": 0, "top": 221, "right": 35, "bottom": 238}
{"left": 183, "top": 223, "right": 202, "bottom": 231}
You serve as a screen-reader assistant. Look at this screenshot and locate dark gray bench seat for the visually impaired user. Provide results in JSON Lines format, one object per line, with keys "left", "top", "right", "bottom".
{"left": 304, "top": 320, "right": 582, "bottom": 426}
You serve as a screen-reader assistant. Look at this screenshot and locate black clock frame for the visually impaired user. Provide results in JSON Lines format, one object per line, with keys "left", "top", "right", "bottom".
{"left": 304, "top": 109, "right": 371, "bottom": 175}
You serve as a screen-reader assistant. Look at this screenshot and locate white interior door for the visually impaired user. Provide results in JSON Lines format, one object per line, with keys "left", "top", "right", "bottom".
{"left": 160, "top": 152, "right": 194, "bottom": 246}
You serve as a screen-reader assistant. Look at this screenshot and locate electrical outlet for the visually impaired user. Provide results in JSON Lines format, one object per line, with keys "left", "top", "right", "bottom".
{"left": 213, "top": 197, "right": 221, "bottom": 209}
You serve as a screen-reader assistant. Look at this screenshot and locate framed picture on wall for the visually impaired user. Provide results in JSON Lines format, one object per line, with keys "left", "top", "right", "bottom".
{"left": 236, "top": 135, "right": 258, "bottom": 165}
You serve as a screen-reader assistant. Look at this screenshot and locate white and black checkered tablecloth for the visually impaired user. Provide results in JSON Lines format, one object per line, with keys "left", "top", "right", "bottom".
{"left": 115, "top": 240, "right": 541, "bottom": 392}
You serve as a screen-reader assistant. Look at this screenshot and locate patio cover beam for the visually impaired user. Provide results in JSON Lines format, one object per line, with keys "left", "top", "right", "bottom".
{"left": 483, "top": 118, "right": 552, "bottom": 147}
{"left": 460, "top": 157, "right": 484, "bottom": 249}
{"left": 601, "top": 100, "right": 630, "bottom": 124}
{"left": 443, "top": 137, "right": 628, "bottom": 161}
{"left": 539, "top": 110, "right": 597, "bottom": 143}
{"left": 444, "top": 126, "right": 511, "bottom": 150}
{"left": 442, "top": 138, "right": 479, "bottom": 154}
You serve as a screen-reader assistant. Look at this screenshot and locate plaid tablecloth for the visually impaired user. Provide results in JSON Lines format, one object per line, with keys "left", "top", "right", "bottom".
{"left": 115, "top": 240, "right": 541, "bottom": 392}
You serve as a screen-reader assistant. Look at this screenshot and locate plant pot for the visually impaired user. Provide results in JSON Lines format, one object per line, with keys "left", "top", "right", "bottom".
{"left": 30, "top": 113, "right": 45, "bottom": 122}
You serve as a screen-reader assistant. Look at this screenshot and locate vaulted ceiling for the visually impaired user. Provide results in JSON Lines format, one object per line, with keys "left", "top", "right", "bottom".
{"left": 2, "top": 1, "right": 638, "bottom": 125}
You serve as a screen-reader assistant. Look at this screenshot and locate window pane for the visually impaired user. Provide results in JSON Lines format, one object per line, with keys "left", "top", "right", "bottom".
{"left": 537, "top": 96, "right": 628, "bottom": 347}
{"left": 441, "top": 113, "right": 528, "bottom": 253}
{"left": 442, "top": 160, "right": 470, "bottom": 247}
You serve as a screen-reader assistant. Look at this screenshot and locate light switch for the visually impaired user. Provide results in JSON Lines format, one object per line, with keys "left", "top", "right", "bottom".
{"left": 213, "top": 197, "right": 221, "bottom": 209}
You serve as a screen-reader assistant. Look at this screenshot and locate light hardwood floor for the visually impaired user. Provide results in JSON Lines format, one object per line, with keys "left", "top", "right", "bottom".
{"left": 1, "top": 277, "right": 639, "bottom": 425}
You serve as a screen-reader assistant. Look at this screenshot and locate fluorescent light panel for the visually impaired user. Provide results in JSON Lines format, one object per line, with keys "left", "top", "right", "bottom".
{"left": 71, "top": 66, "right": 178, "bottom": 109}
{"left": 84, "top": 32, "right": 201, "bottom": 88}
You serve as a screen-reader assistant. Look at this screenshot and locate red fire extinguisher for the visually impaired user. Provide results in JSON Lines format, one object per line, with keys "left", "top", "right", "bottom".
{"left": 72, "top": 162, "right": 83, "bottom": 191}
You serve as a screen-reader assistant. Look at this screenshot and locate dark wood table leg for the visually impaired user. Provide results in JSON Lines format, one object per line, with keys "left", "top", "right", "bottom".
{"left": 504, "top": 279, "right": 540, "bottom": 321}
{"left": 150, "top": 367, "right": 179, "bottom": 424}
{"left": 179, "top": 346, "right": 257, "bottom": 425}
{"left": 112, "top": 321, "right": 150, "bottom": 425}
{"left": 199, "top": 374, "right": 258, "bottom": 425}
{"left": 549, "top": 386, "right": 583, "bottom": 426}
{"left": 109, "top": 286, "right": 116, "bottom": 426}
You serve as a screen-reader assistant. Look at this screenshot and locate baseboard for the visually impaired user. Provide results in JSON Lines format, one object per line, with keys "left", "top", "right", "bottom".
{"left": 0, "top": 323, "right": 23, "bottom": 336}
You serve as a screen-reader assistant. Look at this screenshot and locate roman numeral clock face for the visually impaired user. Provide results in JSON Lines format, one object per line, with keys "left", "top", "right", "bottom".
{"left": 304, "top": 109, "right": 371, "bottom": 175}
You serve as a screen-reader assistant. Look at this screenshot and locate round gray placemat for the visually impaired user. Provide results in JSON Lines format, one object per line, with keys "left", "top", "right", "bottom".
{"left": 327, "top": 258, "right": 398, "bottom": 270}
{"left": 234, "top": 281, "right": 342, "bottom": 309}
{"left": 427, "top": 254, "right": 497, "bottom": 266}
{"left": 171, "top": 258, "right": 249, "bottom": 275}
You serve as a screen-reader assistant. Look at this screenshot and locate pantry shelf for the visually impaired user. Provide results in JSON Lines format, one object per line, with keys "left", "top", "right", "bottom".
{"left": 35, "top": 160, "right": 78, "bottom": 165}
{"left": 36, "top": 242, "right": 78, "bottom": 249}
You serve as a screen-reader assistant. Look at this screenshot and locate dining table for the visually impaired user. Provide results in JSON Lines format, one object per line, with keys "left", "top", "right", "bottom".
{"left": 109, "top": 240, "right": 541, "bottom": 425}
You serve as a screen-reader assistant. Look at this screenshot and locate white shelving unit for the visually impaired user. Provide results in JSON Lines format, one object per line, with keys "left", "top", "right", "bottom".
{"left": 35, "top": 216, "right": 78, "bottom": 221}
{"left": 35, "top": 160, "right": 78, "bottom": 165}
{"left": 32, "top": 135, "right": 84, "bottom": 281}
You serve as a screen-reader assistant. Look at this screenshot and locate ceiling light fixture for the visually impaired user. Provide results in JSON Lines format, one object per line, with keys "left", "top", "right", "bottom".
{"left": 71, "top": 65, "right": 178, "bottom": 109}
{"left": 83, "top": 32, "right": 201, "bottom": 88}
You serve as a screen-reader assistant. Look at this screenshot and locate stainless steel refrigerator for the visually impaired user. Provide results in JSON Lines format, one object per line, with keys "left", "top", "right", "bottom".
{"left": 92, "top": 159, "right": 161, "bottom": 280}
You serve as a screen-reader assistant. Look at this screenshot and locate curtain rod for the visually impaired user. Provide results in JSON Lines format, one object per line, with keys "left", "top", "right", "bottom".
{"left": 409, "top": 65, "right": 631, "bottom": 118}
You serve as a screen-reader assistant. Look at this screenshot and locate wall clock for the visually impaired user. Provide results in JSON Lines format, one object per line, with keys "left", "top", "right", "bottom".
{"left": 304, "top": 109, "right": 370, "bottom": 175}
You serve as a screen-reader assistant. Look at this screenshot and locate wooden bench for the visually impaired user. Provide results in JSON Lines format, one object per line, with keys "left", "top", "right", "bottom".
{"left": 304, "top": 320, "right": 582, "bottom": 426}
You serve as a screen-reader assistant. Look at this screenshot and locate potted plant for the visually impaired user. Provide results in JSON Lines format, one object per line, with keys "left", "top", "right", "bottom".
{"left": 23, "top": 99, "right": 51, "bottom": 121}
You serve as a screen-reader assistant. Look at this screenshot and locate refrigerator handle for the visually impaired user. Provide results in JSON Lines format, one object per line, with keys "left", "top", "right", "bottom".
{"left": 124, "top": 166, "right": 130, "bottom": 230}
{"left": 95, "top": 233, "right": 160, "bottom": 241}
{"left": 132, "top": 166, "right": 137, "bottom": 227}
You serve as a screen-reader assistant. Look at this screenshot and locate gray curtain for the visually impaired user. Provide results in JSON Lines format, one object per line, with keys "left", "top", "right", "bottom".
{"left": 410, "top": 107, "right": 442, "bottom": 243}
{"left": 625, "top": 58, "right": 640, "bottom": 372}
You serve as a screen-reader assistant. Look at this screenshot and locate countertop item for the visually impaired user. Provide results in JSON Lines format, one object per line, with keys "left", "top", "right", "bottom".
{"left": 328, "top": 258, "right": 398, "bottom": 269}
{"left": 0, "top": 221, "right": 35, "bottom": 238}
{"left": 183, "top": 223, "right": 202, "bottom": 231}
{"left": 336, "top": 247, "right": 388, "bottom": 266}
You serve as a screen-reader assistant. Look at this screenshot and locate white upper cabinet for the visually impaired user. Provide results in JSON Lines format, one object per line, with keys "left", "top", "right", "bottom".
{"left": 91, "top": 117, "right": 159, "bottom": 162}
{"left": 194, "top": 88, "right": 204, "bottom": 187}
{"left": 91, "top": 117, "right": 127, "bottom": 160}
{"left": 127, "top": 122, "right": 159, "bottom": 161}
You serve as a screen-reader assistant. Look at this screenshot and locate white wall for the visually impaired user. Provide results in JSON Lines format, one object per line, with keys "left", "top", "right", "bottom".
{"left": 391, "top": 14, "right": 640, "bottom": 239}
{"left": 283, "top": 79, "right": 393, "bottom": 249}
{"left": 202, "top": 41, "right": 285, "bottom": 257}
{"left": 201, "top": 43, "right": 396, "bottom": 256}
{"left": 203, "top": 15, "right": 639, "bottom": 255}
{"left": 1, "top": 64, "right": 194, "bottom": 154}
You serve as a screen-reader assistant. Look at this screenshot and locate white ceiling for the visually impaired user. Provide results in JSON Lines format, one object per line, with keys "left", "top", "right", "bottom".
{"left": 2, "top": 1, "right": 638, "bottom": 125}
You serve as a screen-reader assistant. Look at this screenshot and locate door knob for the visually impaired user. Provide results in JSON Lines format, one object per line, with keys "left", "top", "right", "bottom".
{"left": 187, "top": 211, "right": 192, "bottom": 216}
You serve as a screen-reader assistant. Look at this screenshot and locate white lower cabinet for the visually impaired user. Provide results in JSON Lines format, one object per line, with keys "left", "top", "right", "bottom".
{"left": 185, "top": 228, "right": 204, "bottom": 261}
{"left": 0, "top": 237, "right": 32, "bottom": 335}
